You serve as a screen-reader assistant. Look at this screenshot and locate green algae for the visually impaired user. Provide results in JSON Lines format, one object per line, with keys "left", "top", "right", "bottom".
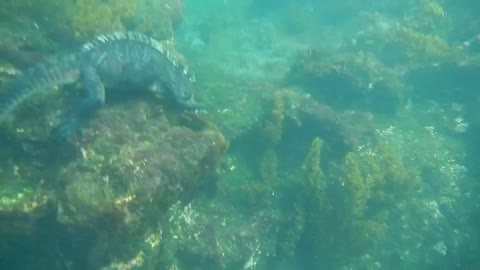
{"left": 71, "top": 0, "right": 136, "bottom": 40}
{"left": 0, "top": 1, "right": 477, "bottom": 269}
{"left": 286, "top": 49, "right": 411, "bottom": 114}
{"left": 393, "top": 26, "right": 454, "bottom": 60}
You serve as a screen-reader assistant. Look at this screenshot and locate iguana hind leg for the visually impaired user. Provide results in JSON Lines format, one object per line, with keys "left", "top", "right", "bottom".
{"left": 51, "top": 66, "right": 105, "bottom": 141}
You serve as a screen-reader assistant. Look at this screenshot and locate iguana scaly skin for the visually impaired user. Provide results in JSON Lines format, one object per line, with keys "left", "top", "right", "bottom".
{"left": 0, "top": 32, "right": 197, "bottom": 140}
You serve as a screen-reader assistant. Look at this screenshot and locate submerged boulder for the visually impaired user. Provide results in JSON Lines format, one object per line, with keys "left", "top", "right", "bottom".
{"left": 0, "top": 97, "right": 227, "bottom": 269}
{"left": 285, "top": 49, "right": 411, "bottom": 115}
{"left": 260, "top": 89, "right": 373, "bottom": 161}
{"left": 58, "top": 101, "right": 227, "bottom": 225}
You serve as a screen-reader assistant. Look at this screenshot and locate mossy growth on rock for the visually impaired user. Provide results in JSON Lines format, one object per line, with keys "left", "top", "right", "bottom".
{"left": 1, "top": 0, "right": 185, "bottom": 50}
{"left": 55, "top": 100, "right": 227, "bottom": 225}
{"left": 286, "top": 49, "right": 411, "bottom": 115}
{"left": 292, "top": 134, "right": 420, "bottom": 268}
{"left": 0, "top": 85, "right": 227, "bottom": 268}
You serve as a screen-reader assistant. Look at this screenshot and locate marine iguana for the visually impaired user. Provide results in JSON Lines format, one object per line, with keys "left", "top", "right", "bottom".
{"left": 0, "top": 32, "right": 197, "bottom": 140}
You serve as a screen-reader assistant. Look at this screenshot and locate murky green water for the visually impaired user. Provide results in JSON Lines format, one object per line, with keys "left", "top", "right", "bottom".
{"left": 0, "top": 1, "right": 479, "bottom": 269}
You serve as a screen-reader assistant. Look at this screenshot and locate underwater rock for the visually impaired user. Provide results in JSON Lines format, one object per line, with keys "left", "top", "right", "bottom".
{"left": 285, "top": 49, "right": 410, "bottom": 115}
{"left": 405, "top": 57, "right": 480, "bottom": 103}
{"left": 56, "top": 101, "right": 227, "bottom": 225}
{"left": 195, "top": 77, "right": 274, "bottom": 141}
{"left": 70, "top": 0, "right": 186, "bottom": 40}
{"left": 263, "top": 89, "right": 373, "bottom": 160}
{"left": 0, "top": 98, "right": 227, "bottom": 269}
{"left": 1, "top": 0, "right": 185, "bottom": 54}
{"left": 157, "top": 200, "right": 281, "bottom": 270}
{"left": 344, "top": 10, "right": 456, "bottom": 65}
{"left": 123, "top": 0, "right": 186, "bottom": 40}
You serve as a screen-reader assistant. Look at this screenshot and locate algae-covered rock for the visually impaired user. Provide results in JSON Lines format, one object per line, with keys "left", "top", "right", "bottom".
{"left": 156, "top": 200, "right": 280, "bottom": 270}
{"left": 347, "top": 10, "right": 458, "bottom": 65}
{"left": 194, "top": 76, "right": 273, "bottom": 141}
{"left": 0, "top": 93, "right": 227, "bottom": 269}
{"left": 132, "top": 0, "right": 185, "bottom": 40}
{"left": 286, "top": 49, "right": 411, "bottom": 115}
{"left": 405, "top": 56, "right": 480, "bottom": 103}
{"left": 293, "top": 132, "right": 420, "bottom": 268}
{"left": 72, "top": 0, "right": 185, "bottom": 40}
{"left": 55, "top": 101, "right": 227, "bottom": 225}
{"left": 262, "top": 89, "right": 373, "bottom": 160}
{"left": 1, "top": 0, "right": 185, "bottom": 54}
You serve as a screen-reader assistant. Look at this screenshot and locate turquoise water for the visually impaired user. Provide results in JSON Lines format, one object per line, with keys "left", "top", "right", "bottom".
{"left": 0, "top": 0, "right": 479, "bottom": 269}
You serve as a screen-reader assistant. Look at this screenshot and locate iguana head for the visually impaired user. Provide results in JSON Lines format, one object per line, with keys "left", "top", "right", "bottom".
{"left": 166, "top": 64, "right": 200, "bottom": 109}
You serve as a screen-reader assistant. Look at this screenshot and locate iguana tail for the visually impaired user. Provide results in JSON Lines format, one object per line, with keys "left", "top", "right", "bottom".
{"left": 0, "top": 54, "right": 81, "bottom": 122}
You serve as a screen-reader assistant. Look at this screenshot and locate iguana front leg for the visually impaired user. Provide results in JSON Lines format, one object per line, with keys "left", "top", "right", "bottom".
{"left": 51, "top": 66, "right": 105, "bottom": 141}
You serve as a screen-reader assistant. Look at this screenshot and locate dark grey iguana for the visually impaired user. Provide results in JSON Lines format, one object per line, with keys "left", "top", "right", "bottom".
{"left": 0, "top": 32, "right": 198, "bottom": 140}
